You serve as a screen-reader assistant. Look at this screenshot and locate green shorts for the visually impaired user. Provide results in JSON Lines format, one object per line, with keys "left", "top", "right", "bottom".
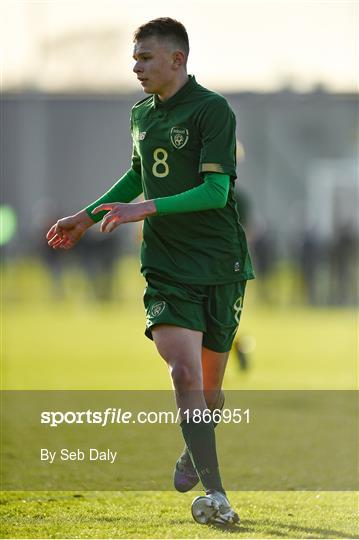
{"left": 143, "top": 274, "right": 247, "bottom": 353}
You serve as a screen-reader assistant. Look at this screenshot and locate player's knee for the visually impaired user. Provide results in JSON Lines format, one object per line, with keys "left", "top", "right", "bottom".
{"left": 170, "top": 363, "right": 198, "bottom": 391}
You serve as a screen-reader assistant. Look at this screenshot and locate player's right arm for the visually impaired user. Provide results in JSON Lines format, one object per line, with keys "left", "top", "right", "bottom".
{"left": 46, "top": 210, "right": 94, "bottom": 250}
{"left": 46, "top": 167, "right": 143, "bottom": 249}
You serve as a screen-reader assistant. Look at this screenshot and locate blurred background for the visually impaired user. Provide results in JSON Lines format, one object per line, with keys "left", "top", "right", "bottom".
{"left": 1, "top": 0, "right": 358, "bottom": 390}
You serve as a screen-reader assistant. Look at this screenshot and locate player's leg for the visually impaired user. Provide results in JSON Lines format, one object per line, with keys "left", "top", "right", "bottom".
{"left": 143, "top": 277, "right": 239, "bottom": 524}
{"left": 202, "top": 346, "right": 229, "bottom": 410}
{"left": 191, "top": 348, "right": 240, "bottom": 525}
{"left": 152, "top": 324, "right": 226, "bottom": 496}
{"left": 190, "top": 282, "right": 248, "bottom": 525}
{"left": 174, "top": 348, "right": 228, "bottom": 492}
{"left": 151, "top": 324, "right": 206, "bottom": 412}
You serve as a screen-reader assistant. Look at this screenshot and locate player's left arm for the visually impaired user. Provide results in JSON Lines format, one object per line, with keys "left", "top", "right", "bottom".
{"left": 92, "top": 172, "right": 230, "bottom": 233}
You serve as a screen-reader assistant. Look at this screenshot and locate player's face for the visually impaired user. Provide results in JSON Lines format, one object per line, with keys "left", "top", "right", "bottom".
{"left": 133, "top": 37, "right": 178, "bottom": 96}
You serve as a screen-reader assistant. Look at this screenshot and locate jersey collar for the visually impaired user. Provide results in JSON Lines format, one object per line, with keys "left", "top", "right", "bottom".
{"left": 153, "top": 75, "right": 197, "bottom": 109}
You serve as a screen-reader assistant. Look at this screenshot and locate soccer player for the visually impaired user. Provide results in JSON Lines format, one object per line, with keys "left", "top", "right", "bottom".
{"left": 46, "top": 17, "right": 255, "bottom": 526}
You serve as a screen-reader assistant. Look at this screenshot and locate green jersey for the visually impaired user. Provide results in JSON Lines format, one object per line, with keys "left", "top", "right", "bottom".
{"left": 131, "top": 75, "right": 255, "bottom": 284}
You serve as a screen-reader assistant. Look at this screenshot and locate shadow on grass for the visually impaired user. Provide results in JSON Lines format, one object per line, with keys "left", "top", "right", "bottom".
{"left": 239, "top": 518, "right": 358, "bottom": 539}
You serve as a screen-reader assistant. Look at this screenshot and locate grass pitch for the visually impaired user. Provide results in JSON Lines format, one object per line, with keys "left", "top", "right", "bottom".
{"left": 1, "top": 491, "right": 358, "bottom": 538}
{"left": 1, "top": 259, "right": 358, "bottom": 538}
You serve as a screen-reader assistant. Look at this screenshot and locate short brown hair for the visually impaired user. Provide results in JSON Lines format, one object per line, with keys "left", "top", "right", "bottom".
{"left": 134, "top": 17, "right": 189, "bottom": 58}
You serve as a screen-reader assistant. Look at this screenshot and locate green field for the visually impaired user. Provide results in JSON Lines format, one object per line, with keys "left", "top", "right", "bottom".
{"left": 1, "top": 259, "right": 358, "bottom": 538}
{"left": 1, "top": 491, "right": 358, "bottom": 539}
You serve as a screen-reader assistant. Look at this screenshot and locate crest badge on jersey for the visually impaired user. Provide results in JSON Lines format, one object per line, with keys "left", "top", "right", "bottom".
{"left": 150, "top": 301, "right": 166, "bottom": 318}
{"left": 170, "top": 127, "right": 189, "bottom": 149}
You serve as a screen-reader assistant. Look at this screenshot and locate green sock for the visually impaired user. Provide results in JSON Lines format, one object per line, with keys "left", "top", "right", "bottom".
{"left": 212, "top": 390, "right": 225, "bottom": 428}
{"left": 180, "top": 392, "right": 224, "bottom": 463}
{"left": 180, "top": 417, "right": 224, "bottom": 493}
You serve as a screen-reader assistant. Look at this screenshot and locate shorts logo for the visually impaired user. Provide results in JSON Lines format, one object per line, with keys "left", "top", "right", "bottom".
{"left": 170, "top": 127, "right": 189, "bottom": 149}
{"left": 150, "top": 301, "right": 166, "bottom": 318}
{"left": 233, "top": 296, "right": 243, "bottom": 324}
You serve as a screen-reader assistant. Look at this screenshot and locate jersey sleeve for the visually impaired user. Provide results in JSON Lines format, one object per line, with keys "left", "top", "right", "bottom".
{"left": 154, "top": 173, "right": 230, "bottom": 215}
{"left": 198, "top": 97, "right": 237, "bottom": 180}
{"left": 85, "top": 168, "right": 143, "bottom": 223}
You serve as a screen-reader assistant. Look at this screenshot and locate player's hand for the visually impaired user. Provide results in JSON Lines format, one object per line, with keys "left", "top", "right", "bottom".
{"left": 92, "top": 201, "right": 157, "bottom": 233}
{"left": 46, "top": 212, "right": 93, "bottom": 249}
